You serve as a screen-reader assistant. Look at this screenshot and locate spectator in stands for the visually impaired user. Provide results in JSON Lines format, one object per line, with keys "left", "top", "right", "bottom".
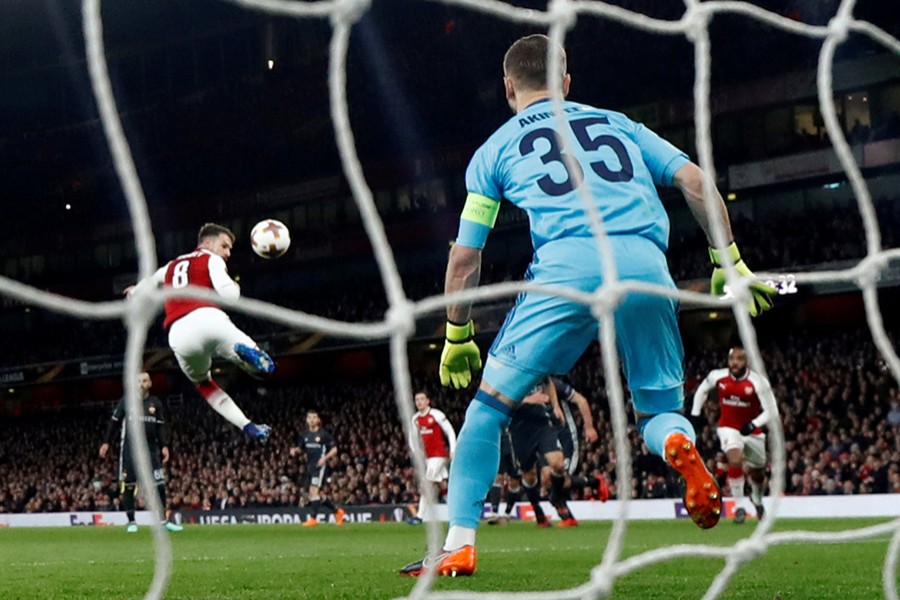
{"left": 886, "top": 398, "right": 900, "bottom": 427}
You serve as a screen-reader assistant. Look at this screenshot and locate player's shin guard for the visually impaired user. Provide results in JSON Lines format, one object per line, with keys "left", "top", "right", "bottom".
{"left": 446, "top": 394, "right": 510, "bottom": 530}
{"left": 638, "top": 411, "right": 695, "bottom": 458}
{"left": 196, "top": 380, "right": 251, "bottom": 430}
{"left": 123, "top": 483, "right": 137, "bottom": 522}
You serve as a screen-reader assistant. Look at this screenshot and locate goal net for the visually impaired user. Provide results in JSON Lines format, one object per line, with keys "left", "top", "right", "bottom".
{"left": 1, "top": 0, "right": 897, "bottom": 599}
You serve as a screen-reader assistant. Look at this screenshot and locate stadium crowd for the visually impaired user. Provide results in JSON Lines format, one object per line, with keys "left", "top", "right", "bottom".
{"left": 1, "top": 327, "right": 899, "bottom": 515}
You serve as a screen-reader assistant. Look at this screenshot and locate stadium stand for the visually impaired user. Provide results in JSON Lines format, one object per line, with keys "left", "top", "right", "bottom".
{"left": 2, "top": 327, "right": 898, "bottom": 514}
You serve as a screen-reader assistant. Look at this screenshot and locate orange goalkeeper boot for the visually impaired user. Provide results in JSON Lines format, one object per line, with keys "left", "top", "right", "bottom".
{"left": 665, "top": 433, "right": 722, "bottom": 529}
{"left": 399, "top": 545, "right": 477, "bottom": 577}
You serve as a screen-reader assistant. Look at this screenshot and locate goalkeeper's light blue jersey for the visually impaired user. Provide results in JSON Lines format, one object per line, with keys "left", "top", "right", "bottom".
{"left": 460, "top": 99, "right": 689, "bottom": 263}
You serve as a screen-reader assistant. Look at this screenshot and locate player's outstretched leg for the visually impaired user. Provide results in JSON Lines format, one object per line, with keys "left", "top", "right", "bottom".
{"left": 195, "top": 379, "right": 270, "bottom": 441}
{"left": 233, "top": 343, "right": 275, "bottom": 377}
{"left": 242, "top": 423, "right": 271, "bottom": 442}
{"left": 641, "top": 411, "right": 721, "bottom": 529}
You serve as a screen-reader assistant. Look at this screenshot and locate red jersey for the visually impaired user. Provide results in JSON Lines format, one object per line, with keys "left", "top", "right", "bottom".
{"left": 412, "top": 408, "right": 455, "bottom": 458}
{"left": 162, "top": 249, "right": 221, "bottom": 329}
{"left": 692, "top": 368, "right": 775, "bottom": 432}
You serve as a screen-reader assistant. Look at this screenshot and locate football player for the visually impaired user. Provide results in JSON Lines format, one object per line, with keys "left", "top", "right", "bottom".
{"left": 127, "top": 223, "right": 273, "bottom": 441}
{"left": 290, "top": 411, "right": 345, "bottom": 526}
{"left": 692, "top": 347, "right": 778, "bottom": 521}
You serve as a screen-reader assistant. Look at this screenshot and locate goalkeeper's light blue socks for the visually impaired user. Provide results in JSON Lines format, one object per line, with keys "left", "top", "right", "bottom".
{"left": 446, "top": 393, "right": 510, "bottom": 547}
{"left": 638, "top": 411, "right": 695, "bottom": 458}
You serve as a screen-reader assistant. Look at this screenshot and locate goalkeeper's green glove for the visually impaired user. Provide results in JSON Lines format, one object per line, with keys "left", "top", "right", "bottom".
{"left": 439, "top": 320, "right": 482, "bottom": 389}
{"left": 709, "top": 242, "right": 776, "bottom": 317}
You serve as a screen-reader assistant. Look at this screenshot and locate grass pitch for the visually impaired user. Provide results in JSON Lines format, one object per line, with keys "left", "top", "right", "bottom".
{"left": 1, "top": 518, "right": 896, "bottom": 599}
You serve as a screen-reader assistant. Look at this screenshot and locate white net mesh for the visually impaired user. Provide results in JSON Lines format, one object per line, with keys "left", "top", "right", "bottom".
{"left": 0, "top": 0, "right": 893, "bottom": 598}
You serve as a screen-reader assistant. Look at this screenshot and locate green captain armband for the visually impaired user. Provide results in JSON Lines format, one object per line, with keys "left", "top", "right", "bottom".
{"left": 457, "top": 193, "right": 500, "bottom": 249}
{"left": 461, "top": 193, "right": 500, "bottom": 228}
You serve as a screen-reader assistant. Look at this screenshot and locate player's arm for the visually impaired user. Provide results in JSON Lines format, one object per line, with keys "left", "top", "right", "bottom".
{"left": 690, "top": 372, "right": 716, "bottom": 417}
{"left": 124, "top": 265, "right": 167, "bottom": 298}
{"left": 670, "top": 162, "right": 733, "bottom": 249}
{"left": 440, "top": 147, "right": 502, "bottom": 389}
{"left": 321, "top": 447, "right": 338, "bottom": 464}
{"left": 633, "top": 119, "right": 773, "bottom": 316}
{"left": 550, "top": 376, "right": 596, "bottom": 440}
{"left": 631, "top": 120, "right": 732, "bottom": 246}
{"left": 99, "top": 399, "right": 124, "bottom": 458}
{"left": 409, "top": 413, "right": 421, "bottom": 450}
{"left": 741, "top": 374, "right": 779, "bottom": 435}
{"left": 208, "top": 254, "right": 240, "bottom": 300}
{"left": 155, "top": 398, "right": 171, "bottom": 464}
{"left": 545, "top": 379, "right": 564, "bottom": 424}
{"left": 672, "top": 162, "right": 775, "bottom": 317}
{"left": 569, "top": 389, "right": 598, "bottom": 443}
{"left": 433, "top": 409, "right": 458, "bottom": 458}
{"left": 319, "top": 432, "right": 338, "bottom": 466}
{"left": 289, "top": 435, "right": 304, "bottom": 458}
{"left": 445, "top": 243, "right": 482, "bottom": 325}
{"left": 440, "top": 218, "right": 489, "bottom": 389}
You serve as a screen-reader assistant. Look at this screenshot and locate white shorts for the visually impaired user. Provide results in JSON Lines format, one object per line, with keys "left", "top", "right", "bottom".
{"left": 425, "top": 457, "right": 449, "bottom": 483}
{"left": 717, "top": 426, "right": 767, "bottom": 469}
{"left": 167, "top": 307, "right": 258, "bottom": 383}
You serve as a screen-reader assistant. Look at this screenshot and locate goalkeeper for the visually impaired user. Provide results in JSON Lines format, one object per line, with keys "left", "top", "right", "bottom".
{"left": 401, "top": 34, "right": 774, "bottom": 577}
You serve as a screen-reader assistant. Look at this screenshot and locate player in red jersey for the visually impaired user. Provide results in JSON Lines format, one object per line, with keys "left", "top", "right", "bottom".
{"left": 408, "top": 391, "right": 457, "bottom": 524}
{"left": 127, "top": 223, "right": 274, "bottom": 441}
{"left": 691, "top": 347, "right": 777, "bottom": 521}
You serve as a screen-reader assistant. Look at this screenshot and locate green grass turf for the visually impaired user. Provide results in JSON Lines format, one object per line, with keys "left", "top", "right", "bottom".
{"left": 1, "top": 518, "right": 897, "bottom": 599}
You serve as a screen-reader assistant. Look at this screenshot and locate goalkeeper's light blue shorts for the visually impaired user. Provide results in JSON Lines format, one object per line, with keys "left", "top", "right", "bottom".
{"left": 483, "top": 235, "right": 684, "bottom": 415}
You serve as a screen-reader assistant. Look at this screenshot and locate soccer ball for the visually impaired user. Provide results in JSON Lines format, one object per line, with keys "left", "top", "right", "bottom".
{"left": 250, "top": 219, "right": 291, "bottom": 259}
